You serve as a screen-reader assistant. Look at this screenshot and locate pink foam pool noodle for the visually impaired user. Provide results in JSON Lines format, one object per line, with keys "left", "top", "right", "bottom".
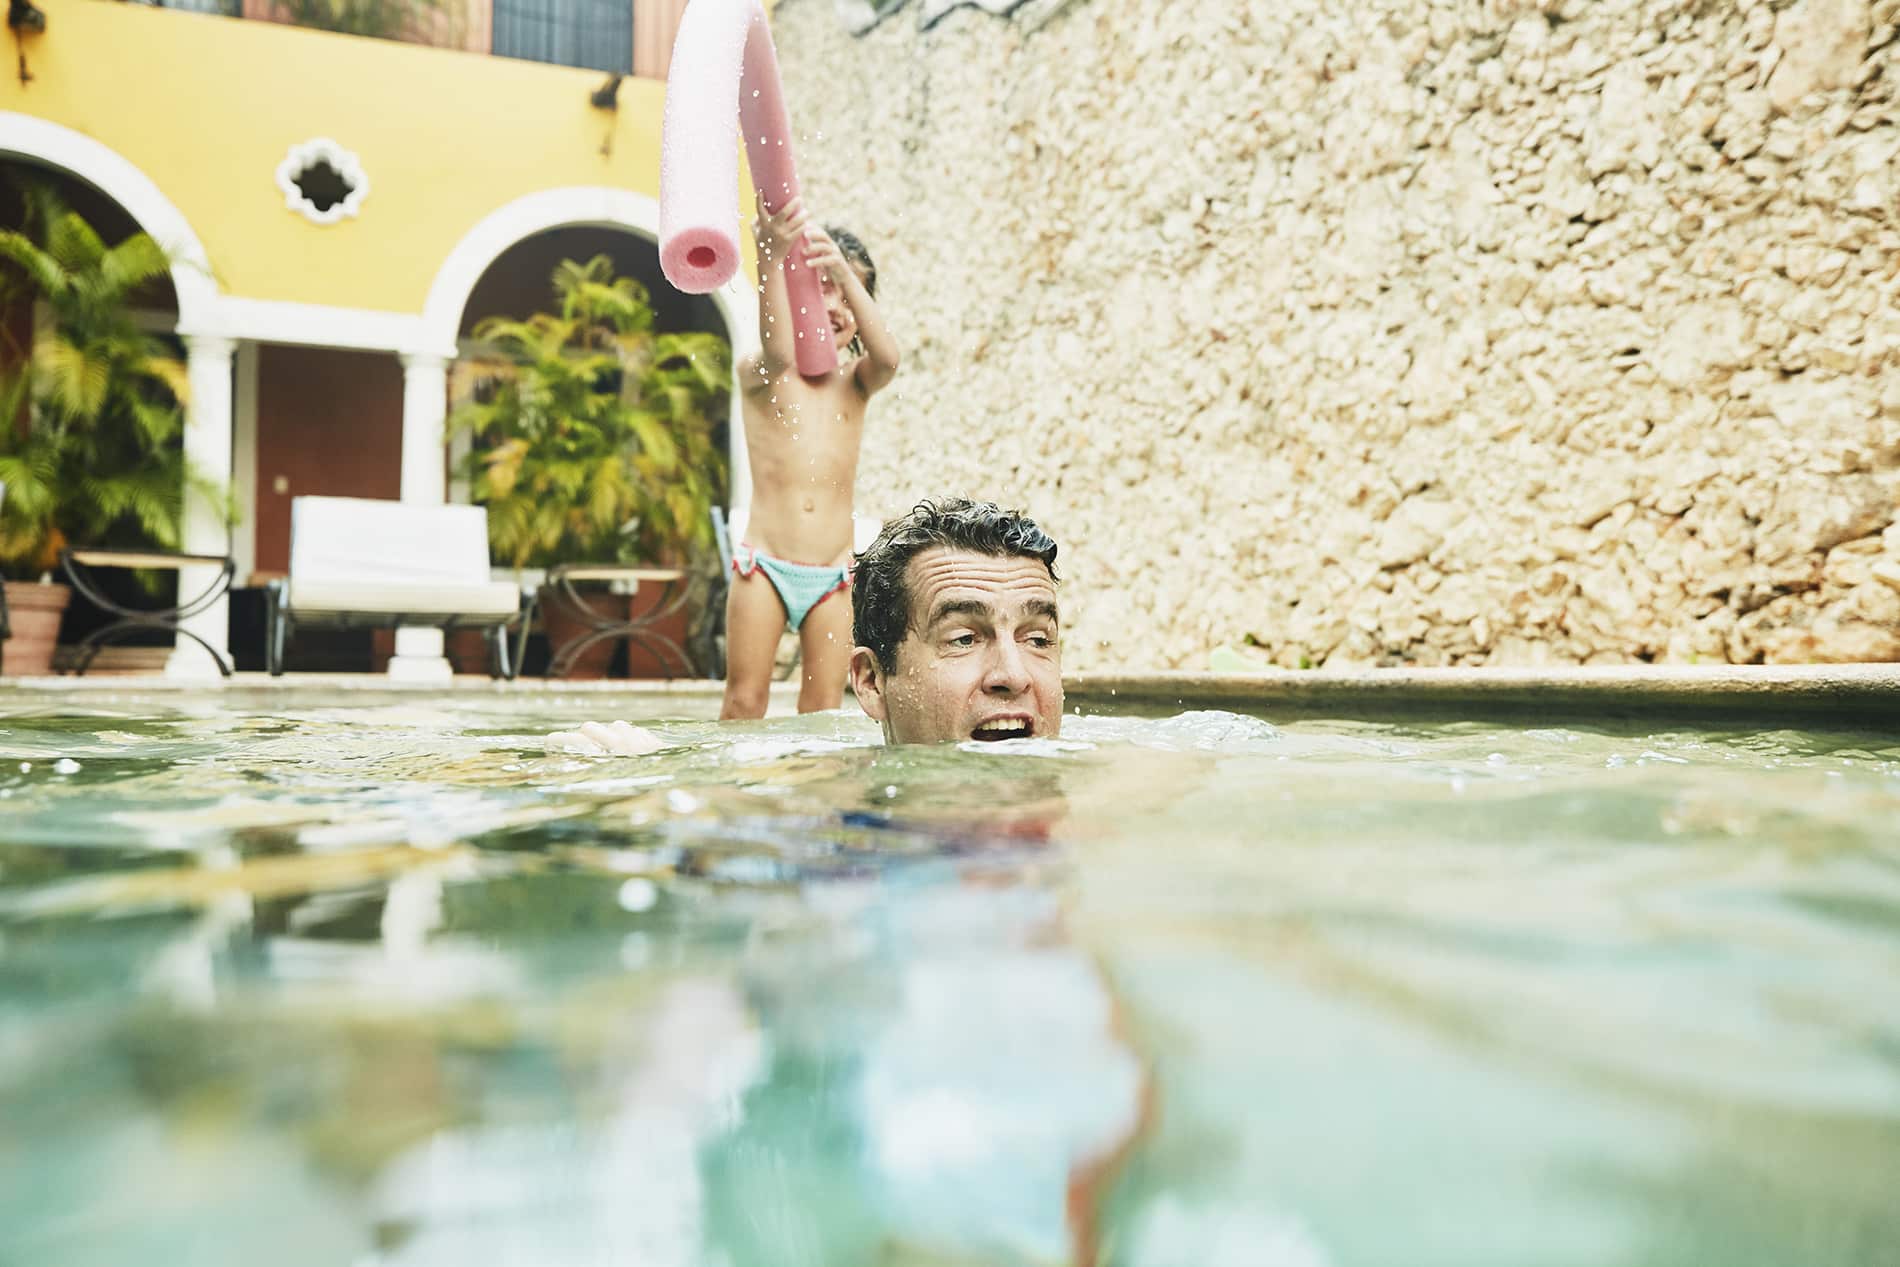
{"left": 660, "top": 0, "right": 836, "bottom": 378}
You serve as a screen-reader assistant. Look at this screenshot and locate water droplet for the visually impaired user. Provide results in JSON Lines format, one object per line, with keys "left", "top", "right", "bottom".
{"left": 16, "top": 762, "right": 28, "bottom": 773}
{"left": 617, "top": 878, "right": 659, "bottom": 912}
{"left": 620, "top": 932, "right": 652, "bottom": 968}
{"left": 53, "top": 758, "right": 79, "bottom": 775}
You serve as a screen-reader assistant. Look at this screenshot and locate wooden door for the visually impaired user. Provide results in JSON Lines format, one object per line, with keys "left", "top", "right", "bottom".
{"left": 250, "top": 345, "right": 406, "bottom": 577}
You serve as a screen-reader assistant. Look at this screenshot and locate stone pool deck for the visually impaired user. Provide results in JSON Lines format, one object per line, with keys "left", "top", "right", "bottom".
{"left": 0, "top": 664, "right": 1895, "bottom": 728}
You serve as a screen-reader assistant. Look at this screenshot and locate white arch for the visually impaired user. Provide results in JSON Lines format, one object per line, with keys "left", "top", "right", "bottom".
{"left": 420, "top": 185, "right": 758, "bottom": 510}
{"left": 0, "top": 112, "right": 220, "bottom": 331}
{"left": 420, "top": 185, "right": 757, "bottom": 360}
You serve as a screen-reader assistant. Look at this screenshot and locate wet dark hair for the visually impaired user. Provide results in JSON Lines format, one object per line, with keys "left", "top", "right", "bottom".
{"left": 825, "top": 225, "right": 876, "bottom": 298}
{"left": 852, "top": 498, "right": 1059, "bottom": 673}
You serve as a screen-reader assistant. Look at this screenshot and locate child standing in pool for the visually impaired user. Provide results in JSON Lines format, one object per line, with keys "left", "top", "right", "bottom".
{"left": 721, "top": 193, "right": 899, "bottom": 718}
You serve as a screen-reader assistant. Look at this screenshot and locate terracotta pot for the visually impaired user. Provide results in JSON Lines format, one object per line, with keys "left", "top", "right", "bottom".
{"left": 623, "top": 583, "right": 694, "bottom": 679}
{"left": 1, "top": 580, "right": 73, "bottom": 676}
{"left": 446, "top": 627, "right": 494, "bottom": 676}
{"left": 370, "top": 628, "right": 395, "bottom": 673}
{"left": 541, "top": 587, "right": 630, "bottom": 680}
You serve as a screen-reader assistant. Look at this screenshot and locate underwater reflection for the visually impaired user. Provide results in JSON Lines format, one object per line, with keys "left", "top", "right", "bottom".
{"left": 368, "top": 749, "right": 1156, "bottom": 1265}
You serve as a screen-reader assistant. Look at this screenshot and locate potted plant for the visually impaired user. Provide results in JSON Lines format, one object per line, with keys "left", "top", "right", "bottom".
{"left": 449, "top": 254, "right": 730, "bottom": 678}
{"left": 0, "top": 186, "right": 216, "bottom": 676}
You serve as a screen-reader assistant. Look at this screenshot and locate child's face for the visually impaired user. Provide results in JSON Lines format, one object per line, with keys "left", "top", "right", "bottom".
{"left": 819, "top": 262, "right": 872, "bottom": 351}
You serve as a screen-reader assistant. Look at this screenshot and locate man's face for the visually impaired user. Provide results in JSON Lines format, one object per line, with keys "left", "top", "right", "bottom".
{"left": 850, "top": 547, "right": 1063, "bottom": 745}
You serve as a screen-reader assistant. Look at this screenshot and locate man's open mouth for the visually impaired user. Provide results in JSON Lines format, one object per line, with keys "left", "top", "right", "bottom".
{"left": 970, "top": 717, "right": 1034, "bottom": 742}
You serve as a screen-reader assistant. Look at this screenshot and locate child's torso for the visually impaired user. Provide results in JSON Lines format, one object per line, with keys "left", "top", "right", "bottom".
{"left": 740, "top": 366, "right": 868, "bottom": 564}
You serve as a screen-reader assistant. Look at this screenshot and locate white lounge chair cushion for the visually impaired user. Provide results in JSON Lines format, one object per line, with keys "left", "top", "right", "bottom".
{"left": 282, "top": 496, "right": 517, "bottom": 621}
{"left": 288, "top": 579, "right": 521, "bottom": 619}
{"left": 290, "top": 497, "right": 494, "bottom": 588}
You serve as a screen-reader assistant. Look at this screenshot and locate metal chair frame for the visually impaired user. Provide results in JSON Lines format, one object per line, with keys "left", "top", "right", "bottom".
{"left": 58, "top": 548, "right": 236, "bottom": 677}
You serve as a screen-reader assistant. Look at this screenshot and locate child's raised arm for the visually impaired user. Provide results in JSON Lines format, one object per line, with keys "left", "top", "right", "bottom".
{"left": 804, "top": 226, "right": 900, "bottom": 396}
{"left": 747, "top": 192, "right": 807, "bottom": 384}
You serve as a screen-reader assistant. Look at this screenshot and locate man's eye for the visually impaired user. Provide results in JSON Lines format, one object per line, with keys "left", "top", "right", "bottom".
{"left": 1027, "top": 632, "right": 1056, "bottom": 648}
{"left": 948, "top": 633, "right": 978, "bottom": 648}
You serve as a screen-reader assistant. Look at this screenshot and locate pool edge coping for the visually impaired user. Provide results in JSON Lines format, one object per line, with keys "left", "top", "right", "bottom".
{"left": 1063, "top": 665, "right": 1900, "bottom": 726}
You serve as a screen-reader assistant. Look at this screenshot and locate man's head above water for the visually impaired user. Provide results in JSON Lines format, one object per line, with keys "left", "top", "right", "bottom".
{"left": 849, "top": 498, "right": 1063, "bottom": 745}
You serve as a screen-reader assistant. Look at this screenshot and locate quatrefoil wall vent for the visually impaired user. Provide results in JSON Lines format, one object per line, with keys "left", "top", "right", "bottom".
{"left": 275, "top": 138, "right": 369, "bottom": 226}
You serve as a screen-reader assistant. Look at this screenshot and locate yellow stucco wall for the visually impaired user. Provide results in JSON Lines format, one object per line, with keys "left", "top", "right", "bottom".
{"left": 0, "top": 0, "right": 739, "bottom": 313}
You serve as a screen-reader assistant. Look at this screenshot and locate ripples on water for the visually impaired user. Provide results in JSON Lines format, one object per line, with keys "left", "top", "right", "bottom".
{"left": 1, "top": 692, "right": 1897, "bottom": 1267}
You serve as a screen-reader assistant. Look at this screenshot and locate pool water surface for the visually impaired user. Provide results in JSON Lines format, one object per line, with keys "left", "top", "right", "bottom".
{"left": 1, "top": 690, "right": 1896, "bottom": 1266}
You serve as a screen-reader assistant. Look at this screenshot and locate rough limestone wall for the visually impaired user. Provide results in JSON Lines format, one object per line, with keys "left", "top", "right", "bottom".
{"left": 772, "top": 0, "right": 1900, "bottom": 670}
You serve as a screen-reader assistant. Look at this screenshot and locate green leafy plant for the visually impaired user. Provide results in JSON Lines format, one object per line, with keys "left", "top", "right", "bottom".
{"left": 0, "top": 186, "right": 223, "bottom": 582}
{"left": 449, "top": 254, "right": 730, "bottom": 571}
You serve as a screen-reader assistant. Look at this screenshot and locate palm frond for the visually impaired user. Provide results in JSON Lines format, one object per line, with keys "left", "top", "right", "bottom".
{"left": 132, "top": 353, "right": 190, "bottom": 408}
{"left": 126, "top": 393, "right": 184, "bottom": 448}
{"left": 33, "top": 335, "right": 110, "bottom": 422}
{"left": 0, "top": 230, "right": 68, "bottom": 302}
{"left": 98, "top": 235, "right": 174, "bottom": 304}
{"left": 43, "top": 209, "right": 106, "bottom": 280}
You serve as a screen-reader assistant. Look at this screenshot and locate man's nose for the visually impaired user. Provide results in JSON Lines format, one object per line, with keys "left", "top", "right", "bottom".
{"left": 983, "top": 638, "right": 1032, "bottom": 695}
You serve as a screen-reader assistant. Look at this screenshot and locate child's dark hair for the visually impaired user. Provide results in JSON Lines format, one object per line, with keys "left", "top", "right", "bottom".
{"left": 825, "top": 225, "right": 877, "bottom": 298}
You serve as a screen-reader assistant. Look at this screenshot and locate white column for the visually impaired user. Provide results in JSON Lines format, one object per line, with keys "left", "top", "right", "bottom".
{"left": 400, "top": 352, "right": 449, "bottom": 505}
{"left": 390, "top": 352, "right": 451, "bottom": 683}
{"left": 230, "top": 342, "right": 261, "bottom": 584}
{"left": 167, "top": 335, "right": 236, "bottom": 680}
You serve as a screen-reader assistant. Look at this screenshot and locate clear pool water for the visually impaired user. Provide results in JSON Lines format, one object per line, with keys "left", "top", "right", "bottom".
{"left": 1, "top": 690, "right": 1897, "bottom": 1266}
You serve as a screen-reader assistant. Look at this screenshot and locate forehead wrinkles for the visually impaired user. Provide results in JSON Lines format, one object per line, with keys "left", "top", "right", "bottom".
{"left": 905, "top": 550, "right": 1056, "bottom": 625}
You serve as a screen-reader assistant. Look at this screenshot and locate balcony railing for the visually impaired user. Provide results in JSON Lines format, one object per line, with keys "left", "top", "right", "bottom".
{"left": 144, "top": 0, "right": 684, "bottom": 76}
{"left": 142, "top": 0, "right": 691, "bottom": 75}
{"left": 150, "top": 0, "right": 241, "bottom": 15}
{"left": 143, "top": 0, "right": 643, "bottom": 72}
{"left": 493, "top": 0, "right": 630, "bottom": 75}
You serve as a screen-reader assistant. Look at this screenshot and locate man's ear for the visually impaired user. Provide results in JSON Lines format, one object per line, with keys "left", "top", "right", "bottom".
{"left": 848, "top": 647, "right": 886, "bottom": 722}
